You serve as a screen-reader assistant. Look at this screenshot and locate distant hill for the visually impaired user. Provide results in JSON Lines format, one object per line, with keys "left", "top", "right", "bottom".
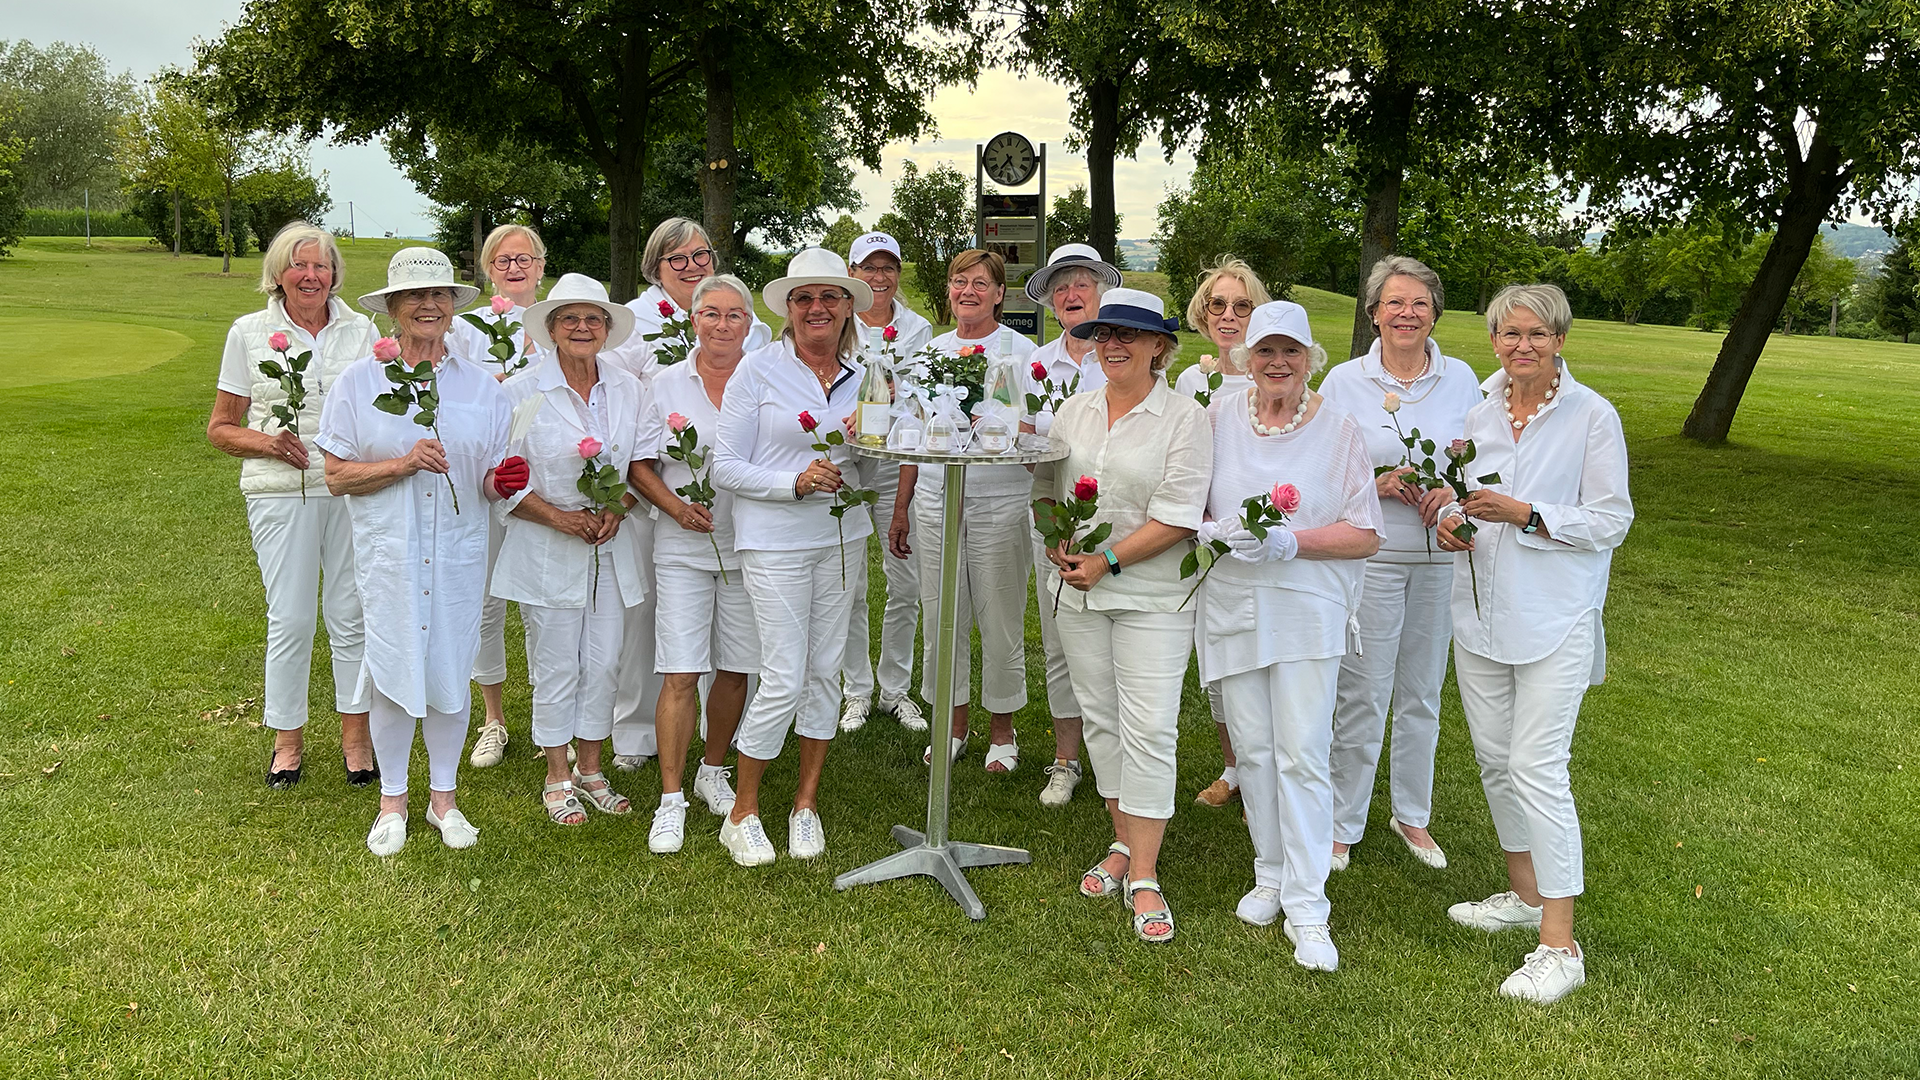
{"left": 1117, "top": 238, "right": 1159, "bottom": 271}
{"left": 1582, "top": 223, "right": 1892, "bottom": 264}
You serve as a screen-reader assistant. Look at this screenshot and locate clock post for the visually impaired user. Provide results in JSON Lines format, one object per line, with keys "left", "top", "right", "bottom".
{"left": 976, "top": 131, "right": 1047, "bottom": 345}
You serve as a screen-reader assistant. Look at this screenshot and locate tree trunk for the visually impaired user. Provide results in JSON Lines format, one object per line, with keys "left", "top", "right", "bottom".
{"left": 698, "top": 28, "right": 738, "bottom": 273}
{"left": 1783, "top": 310, "right": 1794, "bottom": 335}
{"left": 599, "top": 35, "right": 654, "bottom": 302}
{"left": 1085, "top": 76, "right": 1122, "bottom": 265}
{"left": 471, "top": 207, "right": 485, "bottom": 283}
{"left": 1349, "top": 81, "right": 1417, "bottom": 357}
{"left": 171, "top": 187, "right": 181, "bottom": 257}
{"left": 1682, "top": 129, "right": 1848, "bottom": 443}
{"left": 1829, "top": 297, "right": 1839, "bottom": 336}
{"left": 606, "top": 167, "right": 647, "bottom": 303}
{"left": 220, "top": 174, "right": 233, "bottom": 275}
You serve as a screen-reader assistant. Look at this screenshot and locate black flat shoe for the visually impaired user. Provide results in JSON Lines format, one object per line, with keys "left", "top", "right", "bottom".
{"left": 266, "top": 747, "right": 303, "bottom": 790}
{"left": 343, "top": 749, "right": 379, "bottom": 788}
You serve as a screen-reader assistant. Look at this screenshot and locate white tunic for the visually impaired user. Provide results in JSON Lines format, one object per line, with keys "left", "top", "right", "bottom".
{"left": 635, "top": 348, "right": 743, "bottom": 571}
{"left": 489, "top": 353, "right": 652, "bottom": 609}
{"left": 316, "top": 353, "right": 512, "bottom": 717}
{"left": 604, "top": 284, "right": 772, "bottom": 382}
{"left": 1196, "top": 394, "right": 1384, "bottom": 681}
{"left": 920, "top": 328, "right": 1039, "bottom": 498}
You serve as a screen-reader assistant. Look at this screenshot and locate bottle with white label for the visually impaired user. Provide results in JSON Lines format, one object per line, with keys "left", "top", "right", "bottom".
{"left": 925, "top": 409, "right": 954, "bottom": 453}
{"left": 855, "top": 326, "right": 892, "bottom": 447}
{"left": 981, "top": 327, "right": 1023, "bottom": 443}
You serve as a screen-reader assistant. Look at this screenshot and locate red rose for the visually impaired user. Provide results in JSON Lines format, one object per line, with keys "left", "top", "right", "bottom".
{"left": 798, "top": 411, "right": 818, "bottom": 433}
{"left": 658, "top": 299, "right": 676, "bottom": 318}
{"left": 883, "top": 325, "right": 898, "bottom": 343}
{"left": 1031, "top": 361, "right": 1049, "bottom": 382}
{"left": 1072, "top": 475, "right": 1098, "bottom": 502}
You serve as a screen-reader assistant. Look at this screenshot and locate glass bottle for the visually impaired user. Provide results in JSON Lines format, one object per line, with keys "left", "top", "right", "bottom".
{"left": 856, "top": 326, "right": 892, "bottom": 446}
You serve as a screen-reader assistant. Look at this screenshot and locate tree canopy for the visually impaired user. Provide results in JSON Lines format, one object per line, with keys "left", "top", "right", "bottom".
{"left": 0, "top": 40, "right": 136, "bottom": 211}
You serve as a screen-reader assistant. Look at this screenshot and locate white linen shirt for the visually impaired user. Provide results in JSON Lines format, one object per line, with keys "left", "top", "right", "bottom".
{"left": 919, "top": 328, "right": 1040, "bottom": 498}
{"left": 711, "top": 339, "right": 876, "bottom": 553}
{"left": 1447, "top": 359, "right": 1632, "bottom": 678}
{"left": 605, "top": 284, "right": 772, "bottom": 383}
{"left": 1032, "top": 380, "right": 1212, "bottom": 613}
{"left": 1318, "top": 339, "right": 1485, "bottom": 564}
{"left": 448, "top": 302, "right": 538, "bottom": 376}
{"left": 1027, "top": 335, "right": 1108, "bottom": 436}
{"left": 315, "top": 352, "right": 512, "bottom": 717}
{"left": 488, "top": 353, "right": 652, "bottom": 609}
{"left": 1196, "top": 396, "right": 1385, "bottom": 681}
{"left": 635, "top": 348, "right": 743, "bottom": 571}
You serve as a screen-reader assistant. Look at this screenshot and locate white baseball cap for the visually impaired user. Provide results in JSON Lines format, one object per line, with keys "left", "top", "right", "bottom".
{"left": 1243, "top": 301, "right": 1316, "bottom": 351}
{"left": 848, "top": 232, "right": 903, "bottom": 268}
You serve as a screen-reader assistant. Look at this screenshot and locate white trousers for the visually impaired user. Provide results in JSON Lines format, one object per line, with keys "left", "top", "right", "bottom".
{"left": 521, "top": 564, "right": 625, "bottom": 748}
{"left": 1056, "top": 606, "right": 1193, "bottom": 820}
{"left": 472, "top": 507, "right": 510, "bottom": 685}
{"left": 1454, "top": 611, "right": 1596, "bottom": 899}
{"left": 1329, "top": 560, "right": 1451, "bottom": 842}
{"left": 912, "top": 488, "right": 1030, "bottom": 712}
{"left": 610, "top": 515, "right": 660, "bottom": 757}
{"left": 843, "top": 463, "right": 919, "bottom": 701}
{"left": 1220, "top": 658, "right": 1340, "bottom": 926}
{"left": 1032, "top": 539, "right": 1082, "bottom": 720}
{"left": 246, "top": 495, "right": 369, "bottom": 730}
{"left": 370, "top": 688, "right": 468, "bottom": 797}
{"left": 735, "top": 543, "right": 856, "bottom": 761}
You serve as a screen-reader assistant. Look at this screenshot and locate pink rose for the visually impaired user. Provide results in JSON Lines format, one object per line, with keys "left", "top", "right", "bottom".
{"left": 1271, "top": 483, "right": 1302, "bottom": 514}
{"left": 268, "top": 331, "right": 290, "bottom": 352}
{"left": 372, "top": 337, "right": 401, "bottom": 361}
{"left": 667, "top": 412, "right": 690, "bottom": 432}
{"left": 798, "top": 410, "right": 818, "bottom": 433}
{"left": 578, "top": 436, "right": 603, "bottom": 460}
{"left": 490, "top": 294, "right": 514, "bottom": 315}
{"left": 1446, "top": 438, "right": 1468, "bottom": 459}
{"left": 1072, "top": 475, "right": 1099, "bottom": 502}
{"left": 1031, "top": 361, "right": 1049, "bottom": 382}
{"left": 658, "top": 299, "right": 676, "bottom": 318}
{"left": 883, "top": 325, "right": 898, "bottom": 343}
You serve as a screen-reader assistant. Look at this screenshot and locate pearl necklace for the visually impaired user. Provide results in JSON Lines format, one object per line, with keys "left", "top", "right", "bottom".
{"left": 1383, "top": 350, "right": 1431, "bottom": 389}
{"left": 1505, "top": 375, "right": 1560, "bottom": 429}
{"left": 1248, "top": 387, "right": 1311, "bottom": 437}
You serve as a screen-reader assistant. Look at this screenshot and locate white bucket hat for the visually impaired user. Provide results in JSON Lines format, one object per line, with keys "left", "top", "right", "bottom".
{"left": 1243, "top": 301, "right": 1316, "bottom": 351}
{"left": 1025, "top": 243, "right": 1123, "bottom": 309}
{"left": 522, "top": 273, "right": 636, "bottom": 350}
{"left": 357, "top": 246, "right": 481, "bottom": 314}
{"left": 763, "top": 247, "right": 874, "bottom": 319}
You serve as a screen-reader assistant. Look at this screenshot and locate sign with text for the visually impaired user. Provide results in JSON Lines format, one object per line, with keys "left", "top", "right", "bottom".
{"left": 999, "top": 310, "right": 1040, "bottom": 337}
{"left": 981, "top": 193, "right": 1041, "bottom": 217}
{"left": 982, "top": 218, "right": 1038, "bottom": 244}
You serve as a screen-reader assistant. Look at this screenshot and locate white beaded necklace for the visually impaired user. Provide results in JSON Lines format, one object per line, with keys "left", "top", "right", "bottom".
{"left": 1248, "top": 387, "right": 1311, "bottom": 437}
{"left": 1504, "top": 375, "right": 1561, "bottom": 430}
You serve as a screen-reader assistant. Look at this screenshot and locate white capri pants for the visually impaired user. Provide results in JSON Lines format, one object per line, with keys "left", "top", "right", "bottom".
{"left": 654, "top": 562, "right": 761, "bottom": 675}
{"left": 735, "top": 543, "right": 857, "bottom": 761}
{"left": 1330, "top": 560, "right": 1451, "bottom": 842}
{"left": 844, "top": 462, "right": 919, "bottom": 701}
{"left": 246, "top": 495, "right": 369, "bottom": 730}
{"left": 472, "top": 506, "right": 510, "bottom": 685}
{"left": 611, "top": 515, "right": 660, "bottom": 757}
{"left": 1055, "top": 606, "right": 1194, "bottom": 820}
{"left": 369, "top": 688, "right": 469, "bottom": 798}
{"left": 1220, "top": 657, "right": 1340, "bottom": 926}
{"left": 1453, "top": 611, "right": 1597, "bottom": 899}
{"left": 913, "top": 488, "right": 1030, "bottom": 713}
{"left": 1032, "top": 539, "right": 1082, "bottom": 720}
{"left": 521, "top": 564, "right": 625, "bottom": 748}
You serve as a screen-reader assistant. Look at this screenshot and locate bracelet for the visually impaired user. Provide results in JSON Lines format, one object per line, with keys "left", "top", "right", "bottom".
{"left": 1103, "top": 549, "right": 1121, "bottom": 576}
{"left": 1523, "top": 506, "right": 1542, "bottom": 534}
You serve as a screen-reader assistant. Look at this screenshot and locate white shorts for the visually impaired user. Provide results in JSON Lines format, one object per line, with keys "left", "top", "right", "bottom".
{"left": 653, "top": 560, "right": 761, "bottom": 675}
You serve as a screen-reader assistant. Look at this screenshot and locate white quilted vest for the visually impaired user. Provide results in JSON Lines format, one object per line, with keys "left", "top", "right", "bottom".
{"left": 236, "top": 296, "right": 376, "bottom": 496}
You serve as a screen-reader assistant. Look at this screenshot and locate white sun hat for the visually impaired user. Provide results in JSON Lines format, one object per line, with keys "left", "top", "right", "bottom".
{"left": 357, "top": 246, "right": 481, "bottom": 314}
{"left": 1243, "top": 300, "right": 1316, "bottom": 351}
{"left": 522, "top": 273, "right": 637, "bottom": 350}
{"left": 764, "top": 247, "right": 874, "bottom": 319}
{"left": 1024, "top": 243, "right": 1123, "bottom": 309}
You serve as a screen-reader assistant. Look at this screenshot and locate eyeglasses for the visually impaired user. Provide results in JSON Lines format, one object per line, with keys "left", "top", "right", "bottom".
{"left": 287, "top": 260, "right": 332, "bottom": 276}
{"left": 1089, "top": 325, "right": 1147, "bottom": 344}
{"left": 557, "top": 313, "right": 608, "bottom": 329}
{"left": 788, "top": 290, "right": 849, "bottom": 309}
{"left": 1496, "top": 329, "right": 1560, "bottom": 349}
{"left": 852, "top": 262, "right": 901, "bottom": 276}
{"left": 1381, "top": 298, "right": 1432, "bottom": 315}
{"left": 696, "top": 308, "right": 751, "bottom": 326}
{"left": 1206, "top": 297, "right": 1255, "bottom": 318}
{"left": 491, "top": 253, "right": 543, "bottom": 271}
{"left": 949, "top": 276, "right": 998, "bottom": 292}
{"left": 663, "top": 248, "right": 716, "bottom": 272}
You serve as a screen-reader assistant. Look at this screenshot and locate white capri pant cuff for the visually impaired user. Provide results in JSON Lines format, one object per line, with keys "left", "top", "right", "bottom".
{"left": 1056, "top": 605, "right": 1193, "bottom": 820}
{"left": 843, "top": 463, "right": 920, "bottom": 701}
{"left": 654, "top": 562, "right": 761, "bottom": 674}
{"left": 610, "top": 518, "right": 660, "bottom": 757}
{"left": 247, "top": 495, "right": 369, "bottom": 729}
{"left": 734, "top": 544, "right": 856, "bottom": 761}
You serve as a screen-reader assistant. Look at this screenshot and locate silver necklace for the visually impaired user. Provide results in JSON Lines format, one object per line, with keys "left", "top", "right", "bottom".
{"left": 1249, "top": 387, "right": 1310, "bottom": 437}
{"left": 1504, "top": 375, "right": 1561, "bottom": 430}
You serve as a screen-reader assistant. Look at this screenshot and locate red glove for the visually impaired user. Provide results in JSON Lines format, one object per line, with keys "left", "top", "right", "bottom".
{"left": 492, "top": 456, "right": 530, "bottom": 499}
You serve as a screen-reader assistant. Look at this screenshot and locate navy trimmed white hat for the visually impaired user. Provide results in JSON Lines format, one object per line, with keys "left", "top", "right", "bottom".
{"left": 1024, "top": 243, "right": 1123, "bottom": 308}
{"left": 1069, "top": 286, "right": 1179, "bottom": 340}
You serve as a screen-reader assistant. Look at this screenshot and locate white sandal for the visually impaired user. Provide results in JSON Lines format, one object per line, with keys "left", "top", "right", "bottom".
{"left": 543, "top": 781, "right": 586, "bottom": 826}
{"left": 922, "top": 735, "right": 967, "bottom": 766}
{"left": 1079, "top": 841, "right": 1130, "bottom": 898}
{"left": 983, "top": 731, "right": 1019, "bottom": 773}
{"left": 570, "top": 769, "right": 632, "bottom": 815}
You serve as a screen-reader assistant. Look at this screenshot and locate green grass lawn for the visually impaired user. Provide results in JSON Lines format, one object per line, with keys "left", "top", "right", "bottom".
{"left": 1, "top": 236, "right": 1917, "bottom": 1078}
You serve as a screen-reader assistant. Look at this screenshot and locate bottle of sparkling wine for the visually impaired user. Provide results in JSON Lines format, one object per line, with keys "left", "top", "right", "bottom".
{"left": 856, "top": 326, "right": 892, "bottom": 447}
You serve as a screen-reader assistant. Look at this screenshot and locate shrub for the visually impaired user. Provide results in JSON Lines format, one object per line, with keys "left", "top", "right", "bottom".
{"left": 21, "top": 208, "right": 147, "bottom": 236}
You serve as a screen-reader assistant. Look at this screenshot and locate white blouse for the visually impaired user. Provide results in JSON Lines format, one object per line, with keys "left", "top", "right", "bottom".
{"left": 1173, "top": 364, "right": 1253, "bottom": 405}
{"left": 917, "top": 328, "right": 1040, "bottom": 499}
{"left": 448, "top": 302, "right": 538, "bottom": 376}
{"left": 635, "top": 348, "right": 743, "bottom": 571}
{"left": 1446, "top": 359, "right": 1632, "bottom": 677}
{"left": 315, "top": 353, "right": 512, "bottom": 716}
{"left": 1032, "top": 380, "right": 1213, "bottom": 613}
{"left": 1196, "top": 394, "right": 1384, "bottom": 681}
{"left": 1027, "top": 335, "right": 1107, "bottom": 436}
{"left": 1317, "top": 339, "right": 1485, "bottom": 564}
{"left": 604, "top": 284, "right": 773, "bottom": 383}
{"left": 711, "top": 339, "right": 876, "bottom": 553}
{"left": 857, "top": 297, "right": 935, "bottom": 359}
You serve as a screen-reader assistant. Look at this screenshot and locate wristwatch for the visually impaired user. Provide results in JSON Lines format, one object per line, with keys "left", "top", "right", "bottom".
{"left": 1103, "top": 549, "right": 1122, "bottom": 575}
{"left": 1523, "top": 506, "right": 1543, "bottom": 534}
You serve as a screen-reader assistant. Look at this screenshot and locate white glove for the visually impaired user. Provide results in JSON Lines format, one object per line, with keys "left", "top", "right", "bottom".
{"left": 1033, "top": 411, "right": 1054, "bottom": 437}
{"left": 1196, "top": 519, "right": 1225, "bottom": 545}
{"left": 1225, "top": 518, "right": 1298, "bottom": 563}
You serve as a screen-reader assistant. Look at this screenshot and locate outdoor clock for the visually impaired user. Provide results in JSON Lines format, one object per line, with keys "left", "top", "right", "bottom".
{"left": 983, "top": 131, "right": 1038, "bottom": 186}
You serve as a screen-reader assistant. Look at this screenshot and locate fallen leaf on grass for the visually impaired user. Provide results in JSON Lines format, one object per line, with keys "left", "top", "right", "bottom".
{"left": 96, "top": 714, "right": 112, "bottom": 721}
{"left": 1848, "top": 984, "right": 1858, "bottom": 993}
{"left": 1695, "top": 885, "right": 1704, "bottom": 898}
{"left": 60, "top": 647, "right": 75, "bottom": 657}
{"left": 1732, "top": 1030, "right": 1755, "bottom": 1044}
{"left": 125, "top": 1001, "right": 138, "bottom": 1016}
{"left": 42, "top": 761, "right": 61, "bottom": 776}
{"left": 999, "top": 1049, "right": 1015, "bottom": 1062}
{"left": 1675, "top": 841, "right": 1683, "bottom": 848}
{"left": 814, "top": 942, "right": 827, "bottom": 955}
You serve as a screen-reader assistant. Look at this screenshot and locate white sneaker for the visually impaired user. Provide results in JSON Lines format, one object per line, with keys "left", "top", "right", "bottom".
{"left": 839, "top": 697, "right": 871, "bottom": 732}
{"left": 1500, "top": 943, "right": 1586, "bottom": 1003}
{"left": 613, "top": 753, "right": 652, "bottom": 773}
{"left": 693, "top": 764, "right": 737, "bottom": 816}
{"left": 1038, "top": 759, "right": 1083, "bottom": 807}
{"left": 1448, "top": 890, "right": 1545, "bottom": 932}
{"left": 648, "top": 799, "right": 687, "bottom": 854}
{"left": 788, "top": 807, "right": 826, "bottom": 860}
{"left": 881, "top": 693, "right": 928, "bottom": 733}
{"left": 366, "top": 811, "right": 406, "bottom": 856}
{"left": 1235, "top": 885, "right": 1284, "bottom": 927}
{"left": 468, "top": 723, "right": 509, "bottom": 768}
{"left": 1283, "top": 920, "right": 1340, "bottom": 971}
{"left": 719, "top": 813, "right": 776, "bottom": 867}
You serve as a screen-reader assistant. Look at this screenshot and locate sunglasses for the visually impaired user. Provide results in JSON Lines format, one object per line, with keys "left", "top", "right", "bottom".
{"left": 663, "top": 248, "right": 716, "bottom": 272}
{"left": 557, "top": 313, "right": 608, "bottom": 330}
{"left": 1206, "top": 297, "right": 1256, "bottom": 318}
{"left": 788, "top": 290, "right": 849, "bottom": 309}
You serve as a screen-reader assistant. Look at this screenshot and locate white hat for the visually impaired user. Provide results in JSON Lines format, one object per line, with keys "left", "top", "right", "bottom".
{"left": 1025, "top": 243, "right": 1123, "bottom": 309}
{"left": 523, "top": 273, "right": 637, "bottom": 350}
{"left": 357, "top": 246, "right": 481, "bottom": 314}
{"left": 847, "top": 231, "right": 902, "bottom": 267}
{"left": 763, "top": 247, "right": 874, "bottom": 319}
{"left": 1243, "top": 301, "right": 1316, "bottom": 351}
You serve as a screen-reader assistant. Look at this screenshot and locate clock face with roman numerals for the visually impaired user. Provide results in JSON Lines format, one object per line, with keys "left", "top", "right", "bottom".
{"left": 983, "top": 131, "right": 1037, "bottom": 187}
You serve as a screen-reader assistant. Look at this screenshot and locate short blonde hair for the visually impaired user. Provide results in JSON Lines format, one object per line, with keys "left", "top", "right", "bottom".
{"left": 480, "top": 224, "right": 546, "bottom": 289}
{"left": 259, "top": 222, "right": 343, "bottom": 298}
{"left": 642, "top": 217, "right": 712, "bottom": 286}
{"left": 1486, "top": 284, "right": 1573, "bottom": 337}
{"left": 1184, "top": 256, "right": 1273, "bottom": 335}
{"left": 1364, "top": 255, "right": 1444, "bottom": 321}
{"left": 948, "top": 248, "right": 1007, "bottom": 320}
{"left": 691, "top": 273, "right": 754, "bottom": 312}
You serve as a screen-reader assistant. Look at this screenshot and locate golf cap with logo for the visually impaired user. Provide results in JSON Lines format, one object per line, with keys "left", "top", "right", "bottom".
{"left": 848, "top": 232, "right": 903, "bottom": 268}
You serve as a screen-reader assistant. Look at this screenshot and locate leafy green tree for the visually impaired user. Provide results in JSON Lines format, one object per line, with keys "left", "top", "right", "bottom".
{"left": 0, "top": 112, "right": 24, "bottom": 257}
{"left": 1046, "top": 184, "right": 1128, "bottom": 269}
{"left": 875, "top": 160, "right": 972, "bottom": 323}
{"left": 1398, "top": 156, "right": 1564, "bottom": 313}
{"left": 1565, "top": 236, "right": 1665, "bottom": 325}
{"left": 0, "top": 40, "right": 137, "bottom": 210}
{"left": 1781, "top": 234, "right": 1855, "bottom": 335}
{"left": 387, "top": 124, "right": 586, "bottom": 279}
{"left": 1652, "top": 223, "right": 1754, "bottom": 332}
{"left": 1872, "top": 237, "right": 1918, "bottom": 343}
{"left": 820, "top": 214, "right": 864, "bottom": 259}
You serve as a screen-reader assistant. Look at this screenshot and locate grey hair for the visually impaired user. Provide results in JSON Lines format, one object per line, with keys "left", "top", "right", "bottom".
{"left": 1230, "top": 339, "right": 1330, "bottom": 377}
{"left": 1048, "top": 265, "right": 1110, "bottom": 307}
{"left": 642, "top": 217, "right": 712, "bottom": 285}
{"left": 1486, "top": 283, "right": 1573, "bottom": 337}
{"left": 691, "top": 273, "right": 754, "bottom": 312}
{"left": 1363, "top": 255, "right": 1444, "bottom": 321}
{"left": 480, "top": 224, "right": 546, "bottom": 289}
{"left": 259, "top": 222, "right": 343, "bottom": 298}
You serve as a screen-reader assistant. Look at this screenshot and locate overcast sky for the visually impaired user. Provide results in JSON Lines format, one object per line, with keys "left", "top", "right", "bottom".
{"left": 12, "top": 2, "right": 1188, "bottom": 241}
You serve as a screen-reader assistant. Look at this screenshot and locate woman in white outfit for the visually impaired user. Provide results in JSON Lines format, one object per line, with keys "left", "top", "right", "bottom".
{"left": 1035, "top": 288, "right": 1211, "bottom": 944}
{"left": 630, "top": 274, "right": 762, "bottom": 854}
{"left": 887, "top": 248, "right": 1034, "bottom": 771}
{"left": 1176, "top": 258, "right": 1272, "bottom": 810}
{"left": 1318, "top": 256, "right": 1483, "bottom": 870}
{"left": 709, "top": 248, "right": 875, "bottom": 866}
{"left": 1020, "top": 244, "right": 1120, "bottom": 806}
{"left": 491, "top": 274, "right": 649, "bottom": 825}
{"left": 1437, "top": 283, "right": 1632, "bottom": 1004}
{"left": 458, "top": 224, "right": 545, "bottom": 768}
{"left": 208, "top": 221, "right": 377, "bottom": 789}
{"left": 317, "top": 248, "right": 516, "bottom": 855}
{"left": 839, "top": 231, "right": 931, "bottom": 734}
{"left": 1196, "top": 301, "right": 1382, "bottom": 971}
